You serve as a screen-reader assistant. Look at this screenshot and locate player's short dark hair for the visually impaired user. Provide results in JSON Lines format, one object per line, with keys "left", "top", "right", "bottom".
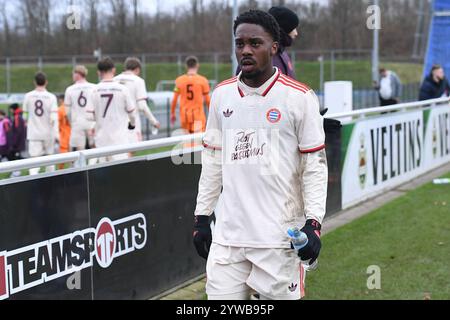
{"left": 97, "top": 57, "right": 115, "bottom": 72}
{"left": 233, "top": 9, "right": 280, "bottom": 43}
{"left": 34, "top": 72, "right": 47, "bottom": 86}
{"left": 9, "top": 103, "right": 19, "bottom": 110}
{"left": 58, "top": 94, "right": 65, "bottom": 100}
{"left": 185, "top": 56, "right": 199, "bottom": 69}
{"left": 124, "top": 57, "right": 142, "bottom": 71}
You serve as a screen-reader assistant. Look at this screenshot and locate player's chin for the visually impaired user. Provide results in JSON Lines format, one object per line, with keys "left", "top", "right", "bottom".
{"left": 241, "top": 67, "right": 260, "bottom": 79}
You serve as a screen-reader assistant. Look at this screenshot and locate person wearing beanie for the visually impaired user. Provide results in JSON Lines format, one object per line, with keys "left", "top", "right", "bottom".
{"left": 268, "top": 6, "right": 299, "bottom": 79}
{"left": 8, "top": 103, "right": 26, "bottom": 161}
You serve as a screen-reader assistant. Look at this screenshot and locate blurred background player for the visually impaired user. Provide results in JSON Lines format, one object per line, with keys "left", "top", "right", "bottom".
{"left": 170, "top": 56, "right": 211, "bottom": 134}
{"left": 373, "top": 68, "right": 402, "bottom": 106}
{"left": 22, "top": 72, "right": 59, "bottom": 175}
{"left": 419, "top": 64, "right": 450, "bottom": 101}
{"left": 64, "top": 65, "right": 96, "bottom": 151}
{"left": 268, "top": 6, "right": 299, "bottom": 79}
{"left": 0, "top": 110, "right": 11, "bottom": 162}
{"left": 57, "top": 94, "right": 70, "bottom": 154}
{"left": 114, "top": 57, "right": 160, "bottom": 143}
{"left": 57, "top": 94, "right": 71, "bottom": 169}
{"left": 7, "top": 104, "right": 26, "bottom": 177}
{"left": 86, "top": 57, "right": 136, "bottom": 162}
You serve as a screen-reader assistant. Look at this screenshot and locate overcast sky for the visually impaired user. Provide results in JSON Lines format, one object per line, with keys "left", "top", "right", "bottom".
{"left": 140, "top": 0, "right": 328, "bottom": 15}
{"left": 2, "top": 0, "right": 329, "bottom": 25}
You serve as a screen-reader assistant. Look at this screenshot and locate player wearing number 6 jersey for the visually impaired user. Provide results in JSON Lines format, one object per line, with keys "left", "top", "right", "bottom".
{"left": 86, "top": 57, "right": 136, "bottom": 161}
{"left": 22, "top": 72, "right": 59, "bottom": 175}
{"left": 64, "top": 65, "right": 96, "bottom": 150}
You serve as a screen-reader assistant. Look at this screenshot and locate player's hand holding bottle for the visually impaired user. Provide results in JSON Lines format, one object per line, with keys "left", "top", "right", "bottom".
{"left": 289, "top": 219, "right": 321, "bottom": 270}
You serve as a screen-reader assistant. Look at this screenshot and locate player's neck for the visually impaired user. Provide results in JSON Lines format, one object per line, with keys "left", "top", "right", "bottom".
{"left": 35, "top": 86, "right": 47, "bottom": 91}
{"left": 76, "top": 79, "right": 87, "bottom": 84}
{"left": 187, "top": 69, "right": 198, "bottom": 76}
{"left": 101, "top": 74, "right": 115, "bottom": 82}
{"left": 241, "top": 67, "right": 276, "bottom": 88}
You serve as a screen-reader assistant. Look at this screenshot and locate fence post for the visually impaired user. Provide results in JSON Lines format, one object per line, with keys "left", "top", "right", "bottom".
{"left": 141, "top": 54, "right": 147, "bottom": 81}
{"left": 318, "top": 55, "right": 324, "bottom": 94}
{"left": 145, "top": 118, "right": 150, "bottom": 140}
{"left": 73, "top": 152, "right": 87, "bottom": 168}
{"left": 330, "top": 50, "right": 335, "bottom": 81}
{"left": 38, "top": 56, "right": 43, "bottom": 71}
{"left": 72, "top": 56, "right": 77, "bottom": 69}
{"left": 177, "top": 54, "right": 182, "bottom": 75}
{"left": 214, "top": 53, "right": 219, "bottom": 82}
{"left": 167, "top": 98, "right": 171, "bottom": 137}
{"left": 6, "top": 57, "right": 11, "bottom": 96}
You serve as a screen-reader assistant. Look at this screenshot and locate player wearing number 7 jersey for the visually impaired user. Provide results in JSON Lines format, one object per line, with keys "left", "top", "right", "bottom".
{"left": 22, "top": 72, "right": 59, "bottom": 175}
{"left": 86, "top": 57, "right": 136, "bottom": 159}
{"left": 64, "top": 65, "right": 96, "bottom": 150}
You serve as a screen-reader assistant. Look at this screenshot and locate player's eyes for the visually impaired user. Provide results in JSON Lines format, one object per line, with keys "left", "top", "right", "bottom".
{"left": 235, "top": 42, "right": 244, "bottom": 48}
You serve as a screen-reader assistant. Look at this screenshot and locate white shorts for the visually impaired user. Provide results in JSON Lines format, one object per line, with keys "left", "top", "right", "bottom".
{"left": 70, "top": 123, "right": 94, "bottom": 150}
{"left": 28, "top": 140, "right": 55, "bottom": 157}
{"left": 206, "top": 243, "right": 306, "bottom": 300}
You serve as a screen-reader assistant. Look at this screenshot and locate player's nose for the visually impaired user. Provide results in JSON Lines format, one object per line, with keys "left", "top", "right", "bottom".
{"left": 241, "top": 43, "right": 253, "bottom": 56}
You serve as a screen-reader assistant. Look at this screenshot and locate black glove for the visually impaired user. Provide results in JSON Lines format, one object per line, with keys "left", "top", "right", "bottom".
{"left": 128, "top": 122, "right": 136, "bottom": 130}
{"left": 193, "top": 215, "right": 212, "bottom": 259}
{"left": 297, "top": 219, "right": 322, "bottom": 265}
{"left": 320, "top": 108, "right": 328, "bottom": 116}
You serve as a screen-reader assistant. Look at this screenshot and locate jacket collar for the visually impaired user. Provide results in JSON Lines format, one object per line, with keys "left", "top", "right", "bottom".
{"left": 237, "top": 67, "right": 280, "bottom": 97}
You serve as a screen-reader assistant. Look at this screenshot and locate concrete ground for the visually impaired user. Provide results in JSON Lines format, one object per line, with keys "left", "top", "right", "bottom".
{"left": 157, "top": 162, "right": 450, "bottom": 300}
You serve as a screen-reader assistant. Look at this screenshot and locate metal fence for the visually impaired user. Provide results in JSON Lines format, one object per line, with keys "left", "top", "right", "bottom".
{"left": 1, "top": 49, "right": 414, "bottom": 94}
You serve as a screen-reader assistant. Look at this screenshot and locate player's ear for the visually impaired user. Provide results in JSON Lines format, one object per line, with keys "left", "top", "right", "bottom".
{"left": 271, "top": 41, "right": 279, "bottom": 56}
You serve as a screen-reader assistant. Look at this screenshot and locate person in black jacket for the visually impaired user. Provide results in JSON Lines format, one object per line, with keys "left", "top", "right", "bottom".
{"left": 419, "top": 64, "right": 450, "bottom": 101}
{"left": 8, "top": 103, "right": 26, "bottom": 161}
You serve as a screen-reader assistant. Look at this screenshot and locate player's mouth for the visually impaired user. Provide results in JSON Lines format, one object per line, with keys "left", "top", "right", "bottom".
{"left": 241, "top": 59, "right": 256, "bottom": 72}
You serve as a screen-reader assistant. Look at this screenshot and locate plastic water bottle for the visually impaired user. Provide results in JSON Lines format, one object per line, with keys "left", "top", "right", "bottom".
{"left": 287, "top": 227, "right": 309, "bottom": 250}
{"left": 151, "top": 126, "right": 159, "bottom": 136}
{"left": 287, "top": 227, "right": 318, "bottom": 271}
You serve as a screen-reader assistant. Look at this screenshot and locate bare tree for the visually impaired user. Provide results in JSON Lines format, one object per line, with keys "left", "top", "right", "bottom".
{"left": 20, "top": 0, "right": 52, "bottom": 55}
{"left": 0, "top": 0, "right": 426, "bottom": 59}
{"left": 0, "top": 0, "right": 12, "bottom": 56}
{"left": 109, "top": 0, "right": 129, "bottom": 53}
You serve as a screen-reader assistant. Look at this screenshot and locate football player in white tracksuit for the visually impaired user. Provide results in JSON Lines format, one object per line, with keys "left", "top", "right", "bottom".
{"left": 193, "top": 10, "right": 328, "bottom": 300}
{"left": 114, "top": 57, "right": 160, "bottom": 143}
{"left": 64, "top": 65, "right": 96, "bottom": 150}
{"left": 86, "top": 57, "right": 136, "bottom": 162}
{"left": 23, "top": 72, "right": 59, "bottom": 175}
